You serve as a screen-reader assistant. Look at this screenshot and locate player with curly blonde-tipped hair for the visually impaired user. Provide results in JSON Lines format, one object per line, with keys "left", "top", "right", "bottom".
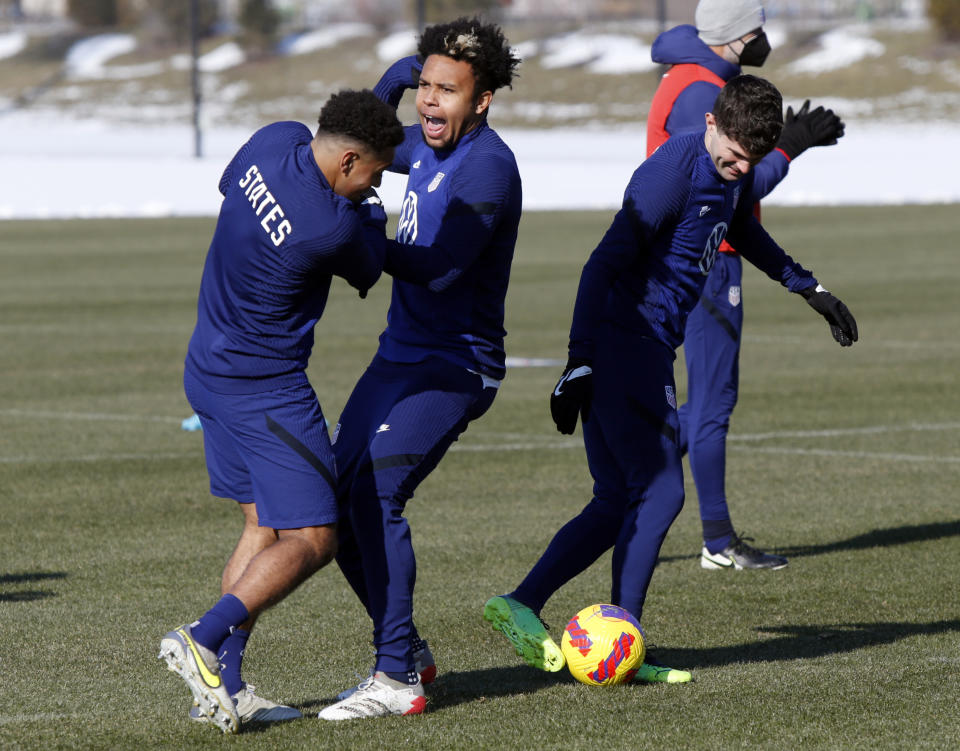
{"left": 320, "top": 17, "right": 522, "bottom": 720}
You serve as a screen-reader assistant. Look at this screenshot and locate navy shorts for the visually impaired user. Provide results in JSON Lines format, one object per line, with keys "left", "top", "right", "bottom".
{"left": 184, "top": 369, "right": 338, "bottom": 530}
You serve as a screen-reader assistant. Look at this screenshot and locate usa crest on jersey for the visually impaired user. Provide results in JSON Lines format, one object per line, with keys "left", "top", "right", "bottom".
{"left": 665, "top": 385, "right": 677, "bottom": 410}
{"left": 728, "top": 285, "right": 741, "bottom": 307}
{"left": 699, "top": 221, "right": 728, "bottom": 275}
{"left": 397, "top": 190, "right": 419, "bottom": 244}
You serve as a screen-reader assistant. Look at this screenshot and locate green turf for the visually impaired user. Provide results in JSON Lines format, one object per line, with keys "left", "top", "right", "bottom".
{"left": 1, "top": 206, "right": 958, "bottom": 749}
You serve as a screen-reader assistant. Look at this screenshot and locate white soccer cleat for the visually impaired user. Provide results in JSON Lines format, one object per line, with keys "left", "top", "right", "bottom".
{"left": 319, "top": 672, "right": 426, "bottom": 720}
{"left": 189, "top": 683, "right": 302, "bottom": 725}
{"left": 335, "top": 639, "right": 437, "bottom": 701}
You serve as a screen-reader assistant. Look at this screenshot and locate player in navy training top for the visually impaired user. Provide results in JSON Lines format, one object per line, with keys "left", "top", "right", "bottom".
{"left": 649, "top": 0, "right": 845, "bottom": 571}
{"left": 320, "top": 18, "right": 522, "bottom": 720}
{"left": 159, "top": 91, "right": 404, "bottom": 734}
{"left": 485, "top": 76, "right": 857, "bottom": 683}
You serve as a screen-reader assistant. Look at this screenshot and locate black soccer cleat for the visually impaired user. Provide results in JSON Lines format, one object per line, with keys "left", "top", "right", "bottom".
{"left": 700, "top": 532, "right": 788, "bottom": 570}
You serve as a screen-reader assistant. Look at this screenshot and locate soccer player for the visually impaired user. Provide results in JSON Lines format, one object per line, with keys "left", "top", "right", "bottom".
{"left": 158, "top": 90, "right": 404, "bottom": 734}
{"left": 318, "top": 18, "right": 522, "bottom": 720}
{"left": 650, "top": 0, "right": 845, "bottom": 570}
{"left": 485, "top": 75, "right": 857, "bottom": 683}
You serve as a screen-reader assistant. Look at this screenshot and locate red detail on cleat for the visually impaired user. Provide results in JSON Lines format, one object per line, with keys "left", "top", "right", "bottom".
{"left": 405, "top": 695, "right": 427, "bottom": 715}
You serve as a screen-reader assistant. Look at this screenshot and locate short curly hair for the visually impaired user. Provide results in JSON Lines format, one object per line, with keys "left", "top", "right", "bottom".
{"left": 712, "top": 75, "right": 783, "bottom": 156}
{"left": 418, "top": 16, "right": 520, "bottom": 95}
{"left": 316, "top": 89, "right": 405, "bottom": 154}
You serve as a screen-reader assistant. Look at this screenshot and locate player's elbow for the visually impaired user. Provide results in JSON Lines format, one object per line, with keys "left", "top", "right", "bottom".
{"left": 427, "top": 267, "right": 463, "bottom": 292}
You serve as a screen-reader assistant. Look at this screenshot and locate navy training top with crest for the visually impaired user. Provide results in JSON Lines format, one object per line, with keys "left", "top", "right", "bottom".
{"left": 373, "top": 57, "right": 523, "bottom": 381}
{"left": 186, "top": 121, "right": 385, "bottom": 394}
{"left": 569, "top": 130, "right": 816, "bottom": 360}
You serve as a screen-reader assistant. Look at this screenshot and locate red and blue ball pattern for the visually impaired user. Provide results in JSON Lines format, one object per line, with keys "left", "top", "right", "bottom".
{"left": 560, "top": 604, "right": 645, "bottom": 686}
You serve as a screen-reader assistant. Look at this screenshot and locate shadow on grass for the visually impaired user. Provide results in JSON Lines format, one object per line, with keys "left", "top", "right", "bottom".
{"left": 286, "top": 620, "right": 960, "bottom": 712}
{"left": 659, "top": 618, "right": 960, "bottom": 669}
{"left": 296, "top": 665, "right": 566, "bottom": 714}
{"left": 0, "top": 590, "right": 58, "bottom": 602}
{"left": 0, "top": 571, "right": 68, "bottom": 602}
{"left": 777, "top": 519, "right": 960, "bottom": 558}
{"left": 658, "top": 519, "right": 960, "bottom": 564}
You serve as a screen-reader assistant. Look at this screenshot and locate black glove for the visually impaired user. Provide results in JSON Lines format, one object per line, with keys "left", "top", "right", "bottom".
{"left": 550, "top": 358, "right": 593, "bottom": 434}
{"left": 776, "top": 100, "right": 845, "bottom": 160}
{"left": 799, "top": 284, "right": 858, "bottom": 346}
{"left": 357, "top": 188, "right": 386, "bottom": 226}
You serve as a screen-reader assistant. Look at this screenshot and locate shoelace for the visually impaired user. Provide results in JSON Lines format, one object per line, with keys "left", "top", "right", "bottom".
{"left": 731, "top": 532, "right": 760, "bottom": 552}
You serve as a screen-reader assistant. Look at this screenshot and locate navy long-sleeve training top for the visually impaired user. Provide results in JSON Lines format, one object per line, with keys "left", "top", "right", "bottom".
{"left": 569, "top": 130, "right": 816, "bottom": 360}
{"left": 373, "top": 56, "right": 523, "bottom": 381}
{"left": 186, "top": 121, "right": 386, "bottom": 394}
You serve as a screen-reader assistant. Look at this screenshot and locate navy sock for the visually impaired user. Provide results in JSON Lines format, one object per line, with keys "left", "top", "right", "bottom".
{"left": 218, "top": 628, "right": 250, "bottom": 696}
{"left": 703, "top": 518, "right": 735, "bottom": 554}
{"left": 190, "top": 594, "right": 249, "bottom": 654}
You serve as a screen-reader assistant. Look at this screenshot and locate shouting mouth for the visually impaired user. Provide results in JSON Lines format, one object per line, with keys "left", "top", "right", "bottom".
{"left": 422, "top": 114, "right": 447, "bottom": 140}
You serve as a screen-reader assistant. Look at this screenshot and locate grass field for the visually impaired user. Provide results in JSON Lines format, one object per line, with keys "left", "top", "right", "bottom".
{"left": 1, "top": 206, "right": 958, "bottom": 750}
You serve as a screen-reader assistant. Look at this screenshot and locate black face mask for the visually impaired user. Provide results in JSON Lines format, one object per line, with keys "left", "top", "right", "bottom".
{"left": 738, "top": 32, "right": 770, "bottom": 67}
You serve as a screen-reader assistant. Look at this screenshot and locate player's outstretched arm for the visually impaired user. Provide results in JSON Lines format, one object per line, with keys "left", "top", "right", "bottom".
{"left": 797, "top": 283, "right": 858, "bottom": 347}
{"left": 326, "top": 189, "right": 387, "bottom": 299}
{"left": 752, "top": 100, "right": 845, "bottom": 201}
{"left": 373, "top": 55, "right": 423, "bottom": 109}
{"left": 775, "top": 99, "right": 845, "bottom": 161}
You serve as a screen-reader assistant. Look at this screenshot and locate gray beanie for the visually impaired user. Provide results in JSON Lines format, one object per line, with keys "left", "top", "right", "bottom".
{"left": 696, "top": 0, "right": 766, "bottom": 45}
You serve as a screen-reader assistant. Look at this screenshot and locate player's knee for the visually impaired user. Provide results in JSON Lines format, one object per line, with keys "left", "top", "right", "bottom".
{"left": 588, "top": 492, "right": 629, "bottom": 521}
{"left": 296, "top": 524, "right": 338, "bottom": 571}
{"left": 666, "top": 489, "right": 685, "bottom": 520}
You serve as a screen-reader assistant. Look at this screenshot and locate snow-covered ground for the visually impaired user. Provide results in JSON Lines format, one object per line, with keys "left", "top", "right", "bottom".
{"left": 1, "top": 23, "right": 958, "bottom": 218}
{"left": 1, "top": 110, "right": 955, "bottom": 219}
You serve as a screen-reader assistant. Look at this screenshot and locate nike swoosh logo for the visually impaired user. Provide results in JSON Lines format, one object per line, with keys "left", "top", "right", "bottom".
{"left": 179, "top": 628, "right": 222, "bottom": 688}
{"left": 554, "top": 366, "right": 592, "bottom": 396}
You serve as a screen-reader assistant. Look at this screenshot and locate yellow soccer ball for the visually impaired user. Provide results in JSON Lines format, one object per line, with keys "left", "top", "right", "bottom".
{"left": 560, "top": 604, "right": 645, "bottom": 686}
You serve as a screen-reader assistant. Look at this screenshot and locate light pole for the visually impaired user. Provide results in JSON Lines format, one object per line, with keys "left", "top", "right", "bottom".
{"left": 190, "top": 0, "right": 202, "bottom": 158}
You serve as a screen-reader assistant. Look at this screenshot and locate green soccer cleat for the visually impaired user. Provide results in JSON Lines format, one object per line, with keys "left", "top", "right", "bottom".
{"left": 483, "top": 595, "right": 565, "bottom": 672}
{"left": 634, "top": 654, "right": 692, "bottom": 684}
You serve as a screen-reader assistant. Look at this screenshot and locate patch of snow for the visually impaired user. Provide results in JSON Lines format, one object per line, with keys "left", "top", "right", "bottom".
{"left": 170, "top": 43, "right": 246, "bottom": 73}
{"left": 65, "top": 34, "right": 137, "bottom": 78}
{"left": 586, "top": 37, "right": 657, "bottom": 75}
{"left": 278, "top": 23, "right": 374, "bottom": 56}
{"left": 764, "top": 22, "right": 788, "bottom": 50}
{"left": 788, "top": 26, "right": 884, "bottom": 75}
{"left": 197, "top": 42, "right": 246, "bottom": 73}
{"left": 534, "top": 33, "right": 656, "bottom": 74}
{"left": 1, "top": 111, "right": 956, "bottom": 219}
{"left": 376, "top": 29, "right": 417, "bottom": 62}
{"left": 0, "top": 30, "right": 28, "bottom": 60}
